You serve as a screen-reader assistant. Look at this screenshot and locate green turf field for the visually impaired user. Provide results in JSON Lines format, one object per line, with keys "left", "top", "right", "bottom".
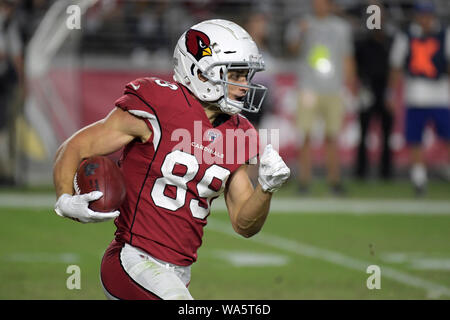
{"left": 0, "top": 180, "right": 449, "bottom": 300}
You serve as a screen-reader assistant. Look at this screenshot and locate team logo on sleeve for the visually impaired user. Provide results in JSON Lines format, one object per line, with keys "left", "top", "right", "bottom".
{"left": 185, "top": 29, "right": 212, "bottom": 61}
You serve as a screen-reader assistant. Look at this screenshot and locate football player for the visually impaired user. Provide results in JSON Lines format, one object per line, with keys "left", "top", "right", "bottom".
{"left": 53, "top": 19, "right": 290, "bottom": 300}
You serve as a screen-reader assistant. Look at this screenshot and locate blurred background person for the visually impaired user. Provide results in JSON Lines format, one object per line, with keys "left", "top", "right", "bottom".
{"left": 387, "top": 0, "right": 450, "bottom": 196}
{"left": 243, "top": 10, "right": 275, "bottom": 129}
{"left": 0, "top": 0, "right": 24, "bottom": 185}
{"left": 243, "top": 9, "right": 277, "bottom": 186}
{"left": 354, "top": 1, "right": 394, "bottom": 181}
{"left": 285, "top": 0, "right": 357, "bottom": 195}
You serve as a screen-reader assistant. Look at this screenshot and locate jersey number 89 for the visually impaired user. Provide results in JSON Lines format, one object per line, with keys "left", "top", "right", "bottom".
{"left": 151, "top": 150, "right": 230, "bottom": 219}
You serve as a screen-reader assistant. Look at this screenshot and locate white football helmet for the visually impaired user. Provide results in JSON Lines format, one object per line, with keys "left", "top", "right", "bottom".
{"left": 173, "top": 19, "right": 267, "bottom": 115}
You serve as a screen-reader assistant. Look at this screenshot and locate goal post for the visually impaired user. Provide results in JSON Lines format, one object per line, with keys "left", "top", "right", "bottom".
{"left": 21, "top": 0, "right": 98, "bottom": 186}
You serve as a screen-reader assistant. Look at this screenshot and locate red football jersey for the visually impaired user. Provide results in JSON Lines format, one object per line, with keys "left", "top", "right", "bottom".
{"left": 113, "top": 77, "right": 259, "bottom": 266}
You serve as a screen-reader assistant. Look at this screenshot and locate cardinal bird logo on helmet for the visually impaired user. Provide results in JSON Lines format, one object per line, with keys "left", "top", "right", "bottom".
{"left": 185, "top": 29, "right": 212, "bottom": 61}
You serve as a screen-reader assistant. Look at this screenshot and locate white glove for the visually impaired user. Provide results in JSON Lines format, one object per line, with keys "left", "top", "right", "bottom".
{"left": 54, "top": 191, "right": 120, "bottom": 223}
{"left": 258, "top": 144, "right": 291, "bottom": 193}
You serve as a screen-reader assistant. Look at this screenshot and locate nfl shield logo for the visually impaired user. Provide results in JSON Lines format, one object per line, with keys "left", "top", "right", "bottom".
{"left": 206, "top": 129, "right": 221, "bottom": 142}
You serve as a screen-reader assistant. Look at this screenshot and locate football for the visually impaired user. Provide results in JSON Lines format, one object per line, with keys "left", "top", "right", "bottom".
{"left": 74, "top": 156, "right": 126, "bottom": 212}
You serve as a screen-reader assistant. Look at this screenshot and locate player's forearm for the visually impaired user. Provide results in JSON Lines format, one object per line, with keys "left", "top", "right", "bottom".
{"left": 233, "top": 184, "right": 272, "bottom": 238}
{"left": 53, "top": 113, "right": 133, "bottom": 199}
{"left": 53, "top": 140, "right": 84, "bottom": 198}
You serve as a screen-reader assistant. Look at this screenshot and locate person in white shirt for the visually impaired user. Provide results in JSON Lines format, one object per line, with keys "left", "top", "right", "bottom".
{"left": 285, "top": 0, "right": 357, "bottom": 195}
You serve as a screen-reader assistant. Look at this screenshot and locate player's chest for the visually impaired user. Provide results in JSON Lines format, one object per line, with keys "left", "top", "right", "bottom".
{"left": 157, "top": 114, "right": 252, "bottom": 172}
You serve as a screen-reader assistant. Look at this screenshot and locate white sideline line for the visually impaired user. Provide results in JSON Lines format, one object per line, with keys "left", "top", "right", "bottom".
{"left": 0, "top": 194, "right": 57, "bottom": 209}
{"left": 212, "top": 198, "right": 450, "bottom": 215}
{"left": 1, "top": 194, "right": 450, "bottom": 215}
{"left": 207, "top": 218, "right": 450, "bottom": 299}
{"left": 2, "top": 252, "right": 80, "bottom": 264}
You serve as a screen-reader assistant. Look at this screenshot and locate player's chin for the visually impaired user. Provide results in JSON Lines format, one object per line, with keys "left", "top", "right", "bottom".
{"left": 233, "top": 95, "right": 246, "bottom": 102}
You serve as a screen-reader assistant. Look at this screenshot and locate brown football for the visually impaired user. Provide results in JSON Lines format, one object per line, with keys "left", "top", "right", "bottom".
{"left": 74, "top": 156, "right": 126, "bottom": 212}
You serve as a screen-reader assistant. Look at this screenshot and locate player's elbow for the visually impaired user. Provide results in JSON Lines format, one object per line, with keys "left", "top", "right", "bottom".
{"left": 233, "top": 223, "right": 261, "bottom": 238}
{"left": 231, "top": 211, "right": 267, "bottom": 238}
{"left": 241, "top": 229, "right": 260, "bottom": 238}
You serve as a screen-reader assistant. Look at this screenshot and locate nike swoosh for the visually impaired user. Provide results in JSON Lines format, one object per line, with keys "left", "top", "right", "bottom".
{"left": 130, "top": 83, "right": 140, "bottom": 90}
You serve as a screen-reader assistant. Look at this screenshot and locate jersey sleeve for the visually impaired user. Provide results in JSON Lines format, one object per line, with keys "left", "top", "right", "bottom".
{"left": 114, "top": 78, "right": 154, "bottom": 116}
{"left": 114, "top": 78, "right": 161, "bottom": 150}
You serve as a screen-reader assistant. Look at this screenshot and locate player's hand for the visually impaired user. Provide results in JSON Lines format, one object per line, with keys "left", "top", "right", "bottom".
{"left": 258, "top": 144, "right": 291, "bottom": 193}
{"left": 54, "top": 191, "right": 120, "bottom": 223}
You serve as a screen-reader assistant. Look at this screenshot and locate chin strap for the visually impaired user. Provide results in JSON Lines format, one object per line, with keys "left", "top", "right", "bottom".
{"left": 218, "top": 97, "right": 242, "bottom": 115}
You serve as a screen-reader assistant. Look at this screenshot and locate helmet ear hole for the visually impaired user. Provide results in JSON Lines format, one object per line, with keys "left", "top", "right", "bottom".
{"left": 197, "top": 70, "right": 208, "bottom": 82}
